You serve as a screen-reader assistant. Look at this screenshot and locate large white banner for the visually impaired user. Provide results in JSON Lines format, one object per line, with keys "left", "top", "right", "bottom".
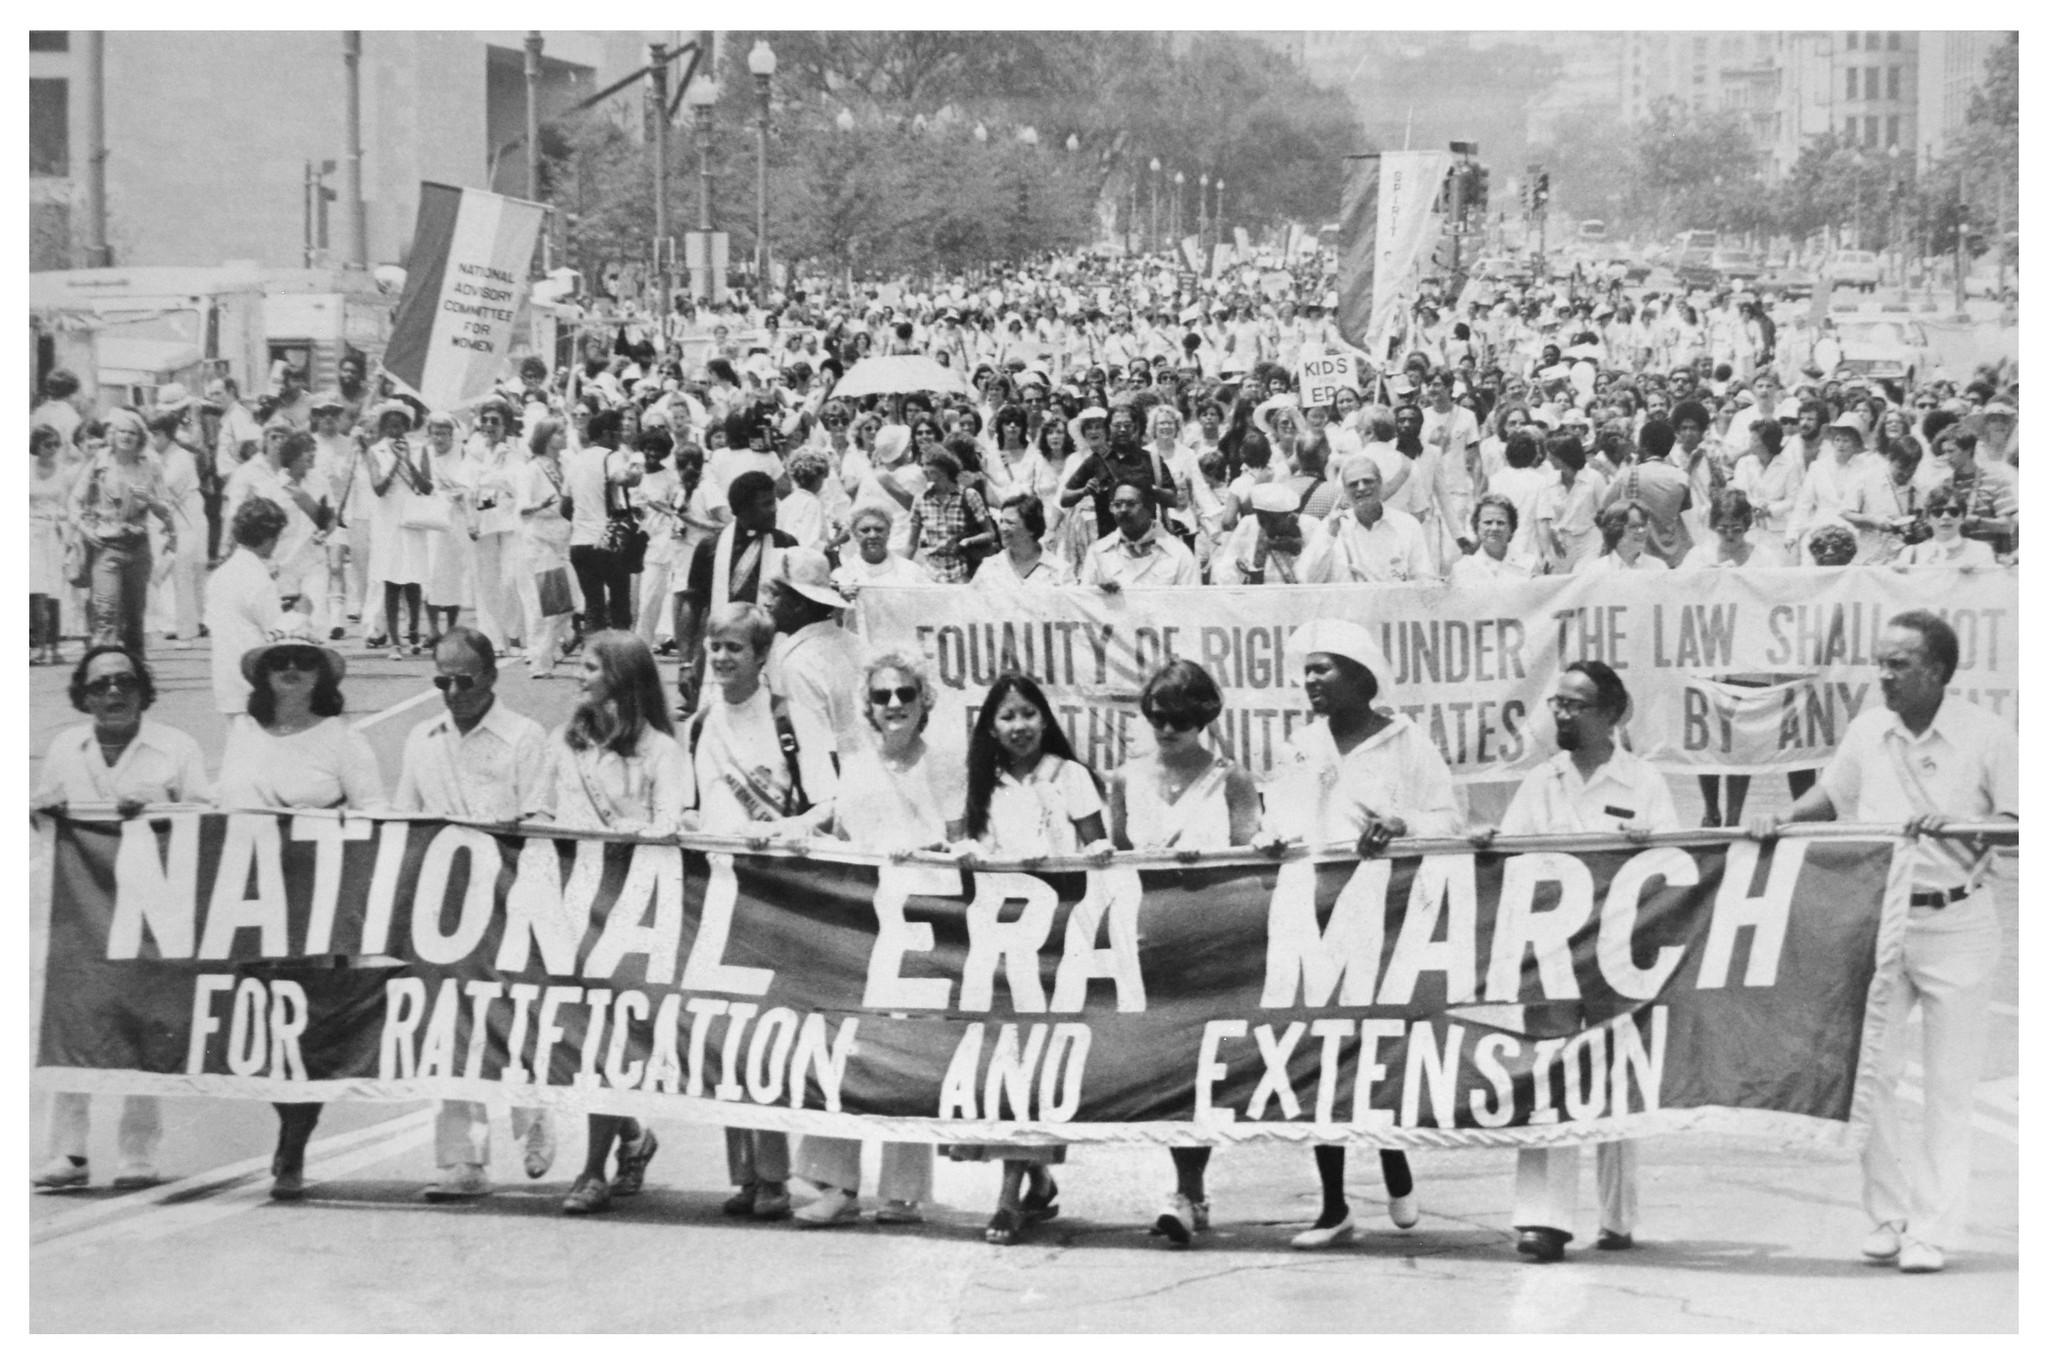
{"left": 382, "top": 183, "right": 549, "bottom": 412}
{"left": 853, "top": 568, "right": 2016, "bottom": 783}
{"left": 1368, "top": 150, "right": 1453, "bottom": 354}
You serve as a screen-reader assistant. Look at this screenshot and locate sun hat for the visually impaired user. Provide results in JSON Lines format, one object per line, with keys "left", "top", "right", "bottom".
{"left": 769, "top": 547, "right": 852, "bottom": 610}
{"left": 1249, "top": 483, "right": 1300, "bottom": 514}
{"left": 1288, "top": 619, "right": 1395, "bottom": 699}
{"left": 240, "top": 611, "right": 347, "bottom": 686}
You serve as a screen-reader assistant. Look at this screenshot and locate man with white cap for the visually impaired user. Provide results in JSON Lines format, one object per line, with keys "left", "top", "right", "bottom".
{"left": 1789, "top": 411, "right": 1881, "bottom": 563}
{"left": 1210, "top": 482, "right": 1307, "bottom": 585}
{"left": 1300, "top": 455, "right": 1435, "bottom": 584}
{"left": 1482, "top": 660, "right": 1676, "bottom": 1263}
{"left": 762, "top": 548, "right": 866, "bottom": 760}
{"left": 1266, "top": 619, "right": 1460, "bottom": 1249}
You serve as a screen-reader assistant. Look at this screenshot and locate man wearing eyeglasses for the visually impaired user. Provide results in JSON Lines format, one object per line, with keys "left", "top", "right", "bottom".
{"left": 1485, "top": 661, "right": 1677, "bottom": 1263}
{"left": 393, "top": 626, "right": 557, "bottom": 1204}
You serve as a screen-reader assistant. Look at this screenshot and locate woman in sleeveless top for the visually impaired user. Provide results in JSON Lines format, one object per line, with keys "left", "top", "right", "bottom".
{"left": 1107, "top": 661, "right": 1260, "bottom": 1247}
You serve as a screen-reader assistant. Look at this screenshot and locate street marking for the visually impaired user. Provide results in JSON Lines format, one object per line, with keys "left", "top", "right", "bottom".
{"left": 31, "top": 1109, "right": 433, "bottom": 1251}
{"left": 352, "top": 687, "right": 440, "bottom": 732}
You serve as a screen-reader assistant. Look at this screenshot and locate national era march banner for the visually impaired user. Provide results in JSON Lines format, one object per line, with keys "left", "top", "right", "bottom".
{"left": 381, "top": 182, "right": 549, "bottom": 412}
{"left": 38, "top": 812, "right": 1910, "bottom": 1149}
{"left": 854, "top": 566, "right": 2015, "bottom": 783}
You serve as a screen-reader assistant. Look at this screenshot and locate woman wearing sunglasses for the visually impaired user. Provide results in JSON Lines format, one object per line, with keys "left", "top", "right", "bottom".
{"left": 782, "top": 651, "right": 953, "bottom": 1228}
{"left": 213, "top": 613, "right": 388, "bottom": 1201}
{"left": 1894, "top": 485, "right": 1996, "bottom": 569}
{"left": 1106, "top": 660, "right": 1260, "bottom": 1248}
{"left": 33, "top": 646, "right": 210, "bottom": 1192}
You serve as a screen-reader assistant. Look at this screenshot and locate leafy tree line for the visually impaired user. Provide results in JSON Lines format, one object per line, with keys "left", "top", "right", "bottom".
{"left": 540, "top": 32, "right": 1361, "bottom": 285}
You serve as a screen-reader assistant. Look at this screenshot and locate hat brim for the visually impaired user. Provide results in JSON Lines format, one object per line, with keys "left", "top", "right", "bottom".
{"left": 240, "top": 640, "right": 348, "bottom": 687}
{"left": 777, "top": 578, "right": 851, "bottom": 610}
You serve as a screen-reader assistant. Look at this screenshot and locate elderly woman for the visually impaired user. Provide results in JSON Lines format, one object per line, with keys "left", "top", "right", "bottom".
{"left": 67, "top": 407, "right": 179, "bottom": 657}
{"left": 1266, "top": 620, "right": 1461, "bottom": 1249}
{"left": 833, "top": 503, "right": 933, "bottom": 592}
{"left": 31, "top": 424, "right": 78, "bottom": 665}
{"left": 420, "top": 411, "right": 478, "bottom": 648}
{"left": 550, "top": 630, "right": 691, "bottom": 1214}
{"left": 33, "top": 646, "right": 210, "bottom": 1190}
{"left": 680, "top": 603, "right": 838, "bottom": 1223}
{"left": 1450, "top": 493, "right": 1540, "bottom": 587}
{"left": 783, "top": 650, "right": 952, "bottom": 1227}
{"left": 973, "top": 495, "right": 1071, "bottom": 587}
{"left": 777, "top": 449, "right": 833, "bottom": 550}
{"left": 215, "top": 615, "right": 386, "bottom": 1199}
{"left": 519, "top": 417, "right": 577, "bottom": 677}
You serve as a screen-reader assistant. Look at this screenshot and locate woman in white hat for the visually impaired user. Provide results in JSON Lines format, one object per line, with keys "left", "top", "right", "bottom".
{"left": 1267, "top": 619, "right": 1462, "bottom": 1249}
{"left": 214, "top": 613, "right": 387, "bottom": 1200}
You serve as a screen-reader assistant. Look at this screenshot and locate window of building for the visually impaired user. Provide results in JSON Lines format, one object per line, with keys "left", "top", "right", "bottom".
{"left": 29, "top": 77, "right": 68, "bottom": 176}
{"left": 28, "top": 31, "right": 68, "bottom": 52}
{"left": 1846, "top": 31, "right": 1858, "bottom": 50}
{"left": 1867, "top": 32, "right": 1882, "bottom": 52}
{"left": 1869, "top": 67, "right": 1882, "bottom": 99}
{"left": 1846, "top": 68, "right": 1859, "bottom": 99}
{"left": 1888, "top": 66, "right": 1901, "bottom": 100}
{"left": 1887, "top": 115, "right": 1901, "bottom": 150}
{"left": 1864, "top": 115, "right": 1880, "bottom": 147}
{"left": 1888, "top": 32, "right": 1901, "bottom": 51}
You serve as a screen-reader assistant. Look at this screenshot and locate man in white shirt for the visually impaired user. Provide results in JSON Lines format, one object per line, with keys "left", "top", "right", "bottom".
{"left": 393, "top": 627, "right": 558, "bottom": 1203}
{"left": 1491, "top": 661, "right": 1678, "bottom": 1264}
{"left": 1301, "top": 457, "right": 1435, "bottom": 584}
{"left": 205, "top": 376, "right": 263, "bottom": 469}
{"left": 1079, "top": 481, "right": 1200, "bottom": 588}
{"left": 203, "top": 498, "right": 287, "bottom": 717}
{"left": 1750, "top": 611, "right": 2016, "bottom": 1275}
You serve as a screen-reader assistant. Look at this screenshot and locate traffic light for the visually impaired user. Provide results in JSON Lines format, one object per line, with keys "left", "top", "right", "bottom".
{"left": 1533, "top": 170, "right": 1551, "bottom": 213}
{"left": 1469, "top": 165, "right": 1490, "bottom": 214}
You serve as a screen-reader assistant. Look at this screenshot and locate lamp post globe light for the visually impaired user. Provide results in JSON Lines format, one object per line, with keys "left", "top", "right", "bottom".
{"left": 1066, "top": 133, "right": 1079, "bottom": 153}
{"left": 747, "top": 39, "right": 775, "bottom": 296}
{"left": 835, "top": 107, "right": 855, "bottom": 134}
{"left": 973, "top": 121, "right": 988, "bottom": 143}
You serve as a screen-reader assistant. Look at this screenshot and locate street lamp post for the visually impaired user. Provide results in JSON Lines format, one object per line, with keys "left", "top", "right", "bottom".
{"left": 747, "top": 39, "right": 776, "bottom": 299}
{"left": 1173, "top": 170, "right": 1184, "bottom": 247}
{"left": 649, "top": 42, "right": 670, "bottom": 316}
{"left": 1199, "top": 171, "right": 1210, "bottom": 255}
{"left": 1148, "top": 157, "right": 1161, "bottom": 254}
{"left": 685, "top": 76, "right": 718, "bottom": 304}
{"left": 1215, "top": 177, "right": 1225, "bottom": 248}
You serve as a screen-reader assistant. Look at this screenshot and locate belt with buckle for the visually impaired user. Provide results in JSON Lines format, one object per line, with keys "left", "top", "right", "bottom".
{"left": 1908, "top": 885, "right": 1971, "bottom": 908}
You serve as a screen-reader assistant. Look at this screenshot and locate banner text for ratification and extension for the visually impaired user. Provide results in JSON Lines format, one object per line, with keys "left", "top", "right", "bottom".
{"left": 856, "top": 566, "right": 2015, "bottom": 782}
{"left": 37, "top": 813, "right": 1909, "bottom": 1149}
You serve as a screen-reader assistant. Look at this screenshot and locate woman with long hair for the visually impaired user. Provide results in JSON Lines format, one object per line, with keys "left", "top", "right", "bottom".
{"left": 214, "top": 615, "right": 386, "bottom": 1199}
{"left": 66, "top": 407, "right": 178, "bottom": 658}
{"left": 949, "top": 671, "right": 1112, "bottom": 1245}
{"left": 550, "top": 630, "right": 690, "bottom": 1214}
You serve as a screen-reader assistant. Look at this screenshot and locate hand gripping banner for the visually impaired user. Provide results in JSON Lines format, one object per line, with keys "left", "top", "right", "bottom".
{"left": 36, "top": 812, "right": 1913, "bottom": 1149}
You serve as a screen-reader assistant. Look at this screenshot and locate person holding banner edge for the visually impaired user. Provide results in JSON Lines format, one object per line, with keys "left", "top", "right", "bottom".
{"left": 1747, "top": 610, "right": 2016, "bottom": 1275}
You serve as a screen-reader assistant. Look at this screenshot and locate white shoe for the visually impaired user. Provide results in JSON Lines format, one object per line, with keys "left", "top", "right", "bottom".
{"left": 1861, "top": 1220, "right": 1906, "bottom": 1264}
{"left": 1387, "top": 1191, "right": 1420, "bottom": 1230}
{"left": 522, "top": 1114, "right": 556, "bottom": 1180}
{"left": 793, "top": 1184, "right": 861, "bottom": 1226}
{"left": 1898, "top": 1237, "right": 1946, "bottom": 1274}
{"left": 422, "top": 1162, "right": 492, "bottom": 1202}
{"left": 1153, "top": 1192, "right": 1199, "bottom": 1246}
{"left": 32, "top": 1157, "right": 89, "bottom": 1190}
{"left": 1290, "top": 1212, "right": 1356, "bottom": 1249}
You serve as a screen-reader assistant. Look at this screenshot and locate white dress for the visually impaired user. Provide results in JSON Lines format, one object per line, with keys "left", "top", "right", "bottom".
{"left": 369, "top": 440, "right": 432, "bottom": 586}
{"left": 30, "top": 460, "right": 75, "bottom": 596}
{"left": 423, "top": 448, "right": 477, "bottom": 606}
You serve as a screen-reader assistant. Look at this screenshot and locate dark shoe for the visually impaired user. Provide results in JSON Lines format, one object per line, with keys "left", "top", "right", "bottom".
{"left": 609, "top": 1127, "right": 658, "bottom": 1197}
{"left": 270, "top": 1167, "right": 306, "bottom": 1202}
{"left": 1020, "top": 1178, "right": 1060, "bottom": 1225}
{"left": 1517, "top": 1227, "right": 1569, "bottom": 1263}
{"left": 562, "top": 1174, "right": 611, "bottom": 1214}
{"left": 723, "top": 1182, "right": 760, "bottom": 1217}
{"left": 1595, "top": 1229, "right": 1636, "bottom": 1251}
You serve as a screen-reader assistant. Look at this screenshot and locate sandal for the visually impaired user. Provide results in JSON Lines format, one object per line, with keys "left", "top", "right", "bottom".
{"left": 1021, "top": 1179, "right": 1060, "bottom": 1225}
{"left": 985, "top": 1207, "right": 1024, "bottom": 1245}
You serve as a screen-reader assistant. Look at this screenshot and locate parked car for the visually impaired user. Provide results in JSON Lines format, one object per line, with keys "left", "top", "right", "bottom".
{"left": 1828, "top": 314, "right": 1936, "bottom": 389}
{"left": 1708, "top": 247, "right": 1763, "bottom": 289}
{"left": 1469, "top": 255, "right": 1534, "bottom": 286}
{"left": 1827, "top": 250, "right": 1885, "bottom": 292}
{"left": 1753, "top": 262, "right": 1819, "bottom": 299}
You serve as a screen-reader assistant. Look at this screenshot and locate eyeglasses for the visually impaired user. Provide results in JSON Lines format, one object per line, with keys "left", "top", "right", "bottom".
{"left": 1145, "top": 712, "right": 1201, "bottom": 733}
{"left": 267, "top": 647, "right": 324, "bottom": 674}
{"left": 433, "top": 673, "right": 481, "bottom": 693}
{"left": 1929, "top": 507, "right": 1963, "bottom": 518}
{"left": 822, "top": 416, "right": 849, "bottom": 427}
{"left": 868, "top": 685, "right": 920, "bottom": 707}
{"left": 1546, "top": 696, "right": 1592, "bottom": 716}
{"left": 83, "top": 674, "right": 141, "bottom": 697}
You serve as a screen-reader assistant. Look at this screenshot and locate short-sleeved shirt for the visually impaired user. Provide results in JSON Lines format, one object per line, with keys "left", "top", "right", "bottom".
{"left": 394, "top": 700, "right": 554, "bottom": 823}
{"left": 1499, "top": 749, "right": 1679, "bottom": 837}
{"left": 216, "top": 716, "right": 387, "bottom": 811}
{"left": 1270, "top": 715, "right": 1464, "bottom": 846}
{"left": 1301, "top": 508, "right": 1435, "bottom": 584}
{"left": 36, "top": 719, "right": 212, "bottom": 808}
{"left": 565, "top": 444, "right": 631, "bottom": 547}
{"left": 1079, "top": 526, "right": 1200, "bottom": 587}
{"left": 981, "top": 754, "right": 1104, "bottom": 858}
{"left": 203, "top": 548, "right": 283, "bottom": 715}
{"left": 1818, "top": 699, "right": 2017, "bottom": 892}
{"left": 550, "top": 726, "right": 692, "bottom": 835}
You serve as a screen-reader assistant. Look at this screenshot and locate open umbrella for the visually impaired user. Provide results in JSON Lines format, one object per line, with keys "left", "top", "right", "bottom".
{"left": 831, "top": 355, "right": 972, "bottom": 398}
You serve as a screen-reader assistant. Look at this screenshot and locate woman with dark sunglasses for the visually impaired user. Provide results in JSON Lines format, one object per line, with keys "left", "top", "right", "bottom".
{"left": 1106, "top": 660, "right": 1261, "bottom": 1247}
{"left": 33, "top": 645, "right": 209, "bottom": 1192}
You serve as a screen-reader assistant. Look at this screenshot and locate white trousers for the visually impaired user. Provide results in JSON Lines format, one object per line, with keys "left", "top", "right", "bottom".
{"left": 47, "top": 1092, "right": 162, "bottom": 1166}
{"left": 634, "top": 558, "right": 677, "bottom": 646}
{"left": 1862, "top": 893, "right": 2001, "bottom": 1248}
{"left": 433, "top": 1100, "right": 548, "bottom": 1169}
{"left": 470, "top": 532, "right": 522, "bottom": 649}
{"left": 794, "top": 1137, "right": 934, "bottom": 1202}
{"left": 345, "top": 519, "right": 373, "bottom": 627}
{"left": 1512, "top": 1140, "right": 1637, "bottom": 1238}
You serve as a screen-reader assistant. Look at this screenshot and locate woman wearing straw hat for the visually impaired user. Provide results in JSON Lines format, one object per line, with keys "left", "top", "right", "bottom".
{"left": 1265, "top": 619, "right": 1463, "bottom": 1250}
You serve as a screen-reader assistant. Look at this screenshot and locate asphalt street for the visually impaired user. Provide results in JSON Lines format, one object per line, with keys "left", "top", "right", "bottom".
{"left": 25, "top": 639, "right": 2020, "bottom": 1332}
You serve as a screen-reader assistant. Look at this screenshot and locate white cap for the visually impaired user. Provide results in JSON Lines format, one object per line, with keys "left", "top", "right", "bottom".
{"left": 1288, "top": 619, "right": 1395, "bottom": 698}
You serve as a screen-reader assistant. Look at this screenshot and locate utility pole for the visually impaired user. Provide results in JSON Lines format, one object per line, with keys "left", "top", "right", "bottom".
{"left": 340, "top": 32, "right": 367, "bottom": 269}
{"left": 649, "top": 41, "right": 670, "bottom": 316}
{"left": 525, "top": 31, "right": 548, "bottom": 274}
{"left": 80, "top": 30, "right": 111, "bottom": 267}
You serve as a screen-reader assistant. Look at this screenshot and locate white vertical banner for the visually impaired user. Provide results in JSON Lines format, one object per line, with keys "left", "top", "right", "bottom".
{"left": 382, "top": 183, "right": 549, "bottom": 412}
{"left": 1367, "top": 150, "right": 1452, "bottom": 356}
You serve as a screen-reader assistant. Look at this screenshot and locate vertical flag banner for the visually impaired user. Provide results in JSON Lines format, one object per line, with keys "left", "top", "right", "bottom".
{"left": 1334, "top": 157, "right": 1380, "bottom": 353}
{"left": 382, "top": 183, "right": 549, "bottom": 412}
{"left": 1180, "top": 235, "right": 1203, "bottom": 273}
{"left": 1367, "top": 150, "right": 1454, "bottom": 355}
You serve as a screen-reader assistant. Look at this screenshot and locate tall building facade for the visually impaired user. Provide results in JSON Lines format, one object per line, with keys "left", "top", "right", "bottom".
{"left": 27, "top": 30, "right": 667, "bottom": 272}
{"left": 1918, "top": 31, "right": 2010, "bottom": 160}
